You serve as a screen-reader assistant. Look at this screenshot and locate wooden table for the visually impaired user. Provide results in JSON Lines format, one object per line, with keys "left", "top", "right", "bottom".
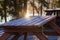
{"left": 0, "top": 16, "right": 60, "bottom": 40}
{"left": 44, "top": 8, "right": 60, "bottom": 17}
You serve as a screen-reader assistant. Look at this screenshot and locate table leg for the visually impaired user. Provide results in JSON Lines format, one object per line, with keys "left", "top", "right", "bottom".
{"left": 11, "top": 32, "right": 23, "bottom": 40}
{"left": 56, "top": 11, "right": 60, "bottom": 17}
{"left": 48, "top": 21, "right": 60, "bottom": 35}
{"left": 24, "top": 32, "right": 28, "bottom": 40}
{"left": 54, "top": 11, "right": 56, "bottom": 15}
{"left": 33, "top": 32, "right": 48, "bottom": 40}
{"left": 0, "top": 33, "right": 12, "bottom": 40}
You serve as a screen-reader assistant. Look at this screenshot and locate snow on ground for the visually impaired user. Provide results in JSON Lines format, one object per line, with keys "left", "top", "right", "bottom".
{"left": 0, "top": 15, "right": 13, "bottom": 24}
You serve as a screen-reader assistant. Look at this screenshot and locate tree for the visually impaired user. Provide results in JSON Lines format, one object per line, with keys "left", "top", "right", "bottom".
{"left": 0, "top": 1, "right": 4, "bottom": 22}
{"left": 56, "top": 0, "right": 60, "bottom": 8}
{"left": 38, "top": 0, "right": 49, "bottom": 15}
{"left": 3, "top": 0, "right": 10, "bottom": 22}
{"left": 29, "top": 0, "right": 49, "bottom": 15}
{"left": 18, "top": 0, "right": 27, "bottom": 17}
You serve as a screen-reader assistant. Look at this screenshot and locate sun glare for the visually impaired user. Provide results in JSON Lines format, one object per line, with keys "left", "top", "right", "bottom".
{"left": 25, "top": 11, "right": 31, "bottom": 18}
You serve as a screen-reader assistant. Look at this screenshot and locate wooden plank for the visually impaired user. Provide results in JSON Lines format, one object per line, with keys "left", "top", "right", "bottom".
{"left": 12, "top": 33, "right": 22, "bottom": 40}
{"left": 19, "top": 16, "right": 47, "bottom": 25}
{"left": 0, "top": 16, "right": 40, "bottom": 26}
{"left": 15, "top": 17, "right": 36, "bottom": 25}
{"left": 0, "top": 16, "right": 48, "bottom": 26}
{"left": 45, "top": 9, "right": 60, "bottom": 17}
{"left": 23, "top": 18, "right": 45, "bottom": 25}
{"left": 0, "top": 33, "right": 12, "bottom": 40}
{"left": 0, "top": 16, "right": 56, "bottom": 27}
{"left": 48, "top": 21, "right": 60, "bottom": 35}
{"left": 18, "top": 17, "right": 42, "bottom": 25}
{"left": 44, "top": 30, "right": 60, "bottom": 36}
{"left": 24, "top": 32, "right": 28, "bottom": 40}
{"left": 34, "top": 16, "right": 56, "bottom": 26}
{"left": 33, "top": 32, "right": 48, "bottom": 40}
{"left": 4, "top": 26, "right": 42, "bottom": 33}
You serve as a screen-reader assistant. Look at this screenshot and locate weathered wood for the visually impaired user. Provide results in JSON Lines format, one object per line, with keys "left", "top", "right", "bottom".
{"left": 48, "top": 21, "right": 60, "bottom": 35}
{"left": 12, "top": 33, "right": 21, "bottom": 40}
{"left": 24, "top": 32, "right": 28, "bottom": 40}
{"left": 45, "top": 8, "right": 60, "bottom": 17}
{"left": 44, "top": 30, "right": 60, "bottom": 36}
{"left": 0, "top": 16, "right": 58, "bottom": 40}
{"left": 0, "top": 16, "right": 56, "bottom": 27}
{"left": 0, "top": 33, "right": 11, "bottom": 40}
{"left": 3, "top": 27, "right": 42, "bottom": 33}
{"left": 33, "top": 32, "right": 48, "bottom": 40}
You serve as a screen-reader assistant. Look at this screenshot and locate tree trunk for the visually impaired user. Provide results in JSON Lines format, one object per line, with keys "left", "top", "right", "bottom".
{"left": 3, "top": 0, "right": 7, "bottom": 22}
{"left": 23, "top": 0, "right": 27, "bottom": 17}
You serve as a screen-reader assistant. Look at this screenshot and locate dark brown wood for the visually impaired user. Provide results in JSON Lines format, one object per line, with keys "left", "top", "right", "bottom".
{"left": 0, "top": 33, "right": 12, "bottom": 40}
{"left": 33, "top": 32, "right": 48, "bottom": 40}
{"left": 3, "top": 27, "right": 42, "bottom": 33}
{"left": 48, "top": 21, "right": 60, "bottom": 35}
{"left": 24, "top": 32, "right": 28, "bottom": 40}
{"left": 44, "top": 30, "right": 59, "bottom": 36}
{"left": 12, "top": 33, "right": 20, "bottom": 40}
{"left": 45, "top": 8, "right": 60, "bottom": 17}
{"left": 12, "top": 35, "right": 19, "bottom": 40}
{"left": 28, "top": 30, "right": 60, "bottom": 36}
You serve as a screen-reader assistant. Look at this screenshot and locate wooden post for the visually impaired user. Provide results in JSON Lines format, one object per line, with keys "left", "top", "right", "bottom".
{"left": 24, "top": 32, "right": 28, "bottom": 40}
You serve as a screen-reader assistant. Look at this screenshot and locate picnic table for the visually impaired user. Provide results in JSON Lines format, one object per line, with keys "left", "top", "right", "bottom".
{"left": 44, "top": 8, "right": 60, "bottom": 17}
{"left": 0, "top": 16, "right": 60, "bottom": 40}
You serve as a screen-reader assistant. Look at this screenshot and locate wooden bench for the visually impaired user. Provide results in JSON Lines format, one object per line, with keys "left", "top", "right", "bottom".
{"left": 44, "top": 8, "right": 60, "bottom": 17}
{"left": 0, "top": 16, "right": 59, "bottom": 40}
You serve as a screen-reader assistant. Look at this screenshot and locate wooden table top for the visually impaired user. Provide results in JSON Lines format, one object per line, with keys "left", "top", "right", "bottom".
{"left": 0, "top": 16, "right": 56, "bottom": 27}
